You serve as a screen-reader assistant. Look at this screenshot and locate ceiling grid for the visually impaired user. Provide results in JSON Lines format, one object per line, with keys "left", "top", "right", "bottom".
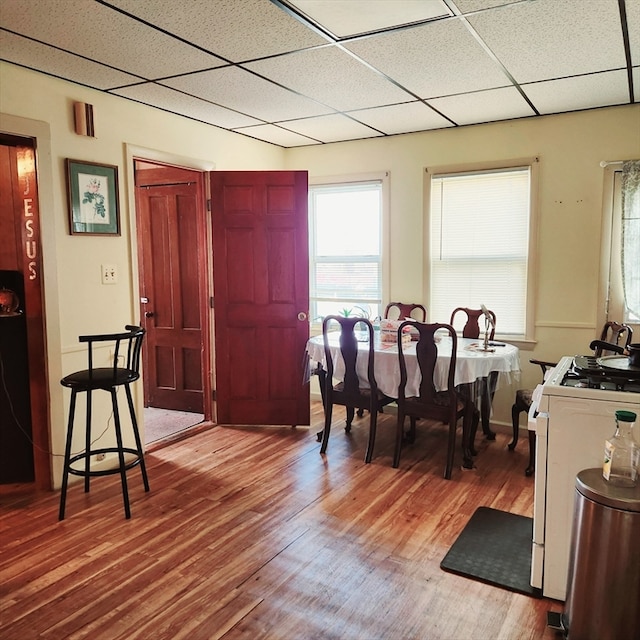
{"left": 0, "top": 0, "right": 637, "bottom": 147}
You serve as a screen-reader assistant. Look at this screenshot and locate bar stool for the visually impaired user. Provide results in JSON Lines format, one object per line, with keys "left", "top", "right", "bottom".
{"left": 59, "top": 325, "right": 149, "bottom": 520}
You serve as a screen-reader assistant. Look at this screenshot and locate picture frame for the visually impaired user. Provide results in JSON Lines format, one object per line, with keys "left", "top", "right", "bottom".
{"left": 66, "top": 159, "right": 120, "bottom": 236}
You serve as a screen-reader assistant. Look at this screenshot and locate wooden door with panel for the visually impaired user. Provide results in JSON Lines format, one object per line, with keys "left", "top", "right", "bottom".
{"left": 135, "top": 163, "right": 209, "bottom": 413}
{"left": 210, "top": 170, "right": 310, "bottom": 427}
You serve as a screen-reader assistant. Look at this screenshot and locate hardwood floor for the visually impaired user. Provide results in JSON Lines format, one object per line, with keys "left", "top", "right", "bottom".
{"left": 0, "top": 403, "right": 563, "bottom": 640}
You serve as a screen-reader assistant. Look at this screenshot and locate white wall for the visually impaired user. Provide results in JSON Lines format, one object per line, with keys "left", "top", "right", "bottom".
{"left": 287, "top": 105, "right": 640, "bottom": 425}
{"left": 1, "top": 62, "right": 286, "bottom": 488}
{"left": 2, "top": 59, "right": 640, "bottom": 487}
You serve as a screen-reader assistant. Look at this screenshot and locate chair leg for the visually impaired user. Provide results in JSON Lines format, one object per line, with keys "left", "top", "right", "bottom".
{"left": 59, "top": 389, "right": 78, "bottom": 521}
{"left": 111, "top": 389, "right": 131, "bottom": 519}
{"left": 319, "top": 401, "right": 332, "bottom": 454}
{"left": 364, "top": 403, "right": 378, "bottom": 464}
{"left": 461, "top": 404, "right": 474, "bottom": 470}
{"left": 480, "top": 377, "right": 496, "bottom": 440}
{"left": 525, "top": 431, "right": 536, "bottom": 477}
{"left": 345, "top": 406, "right": 355, "bottom": 432}
{"left": 407, "top": 416, "right": 416, "bottom": 443}
{"left": 509, "top": 404, "right": 521, "bottom": 450}
{"left": 84, "top": 389, "right": 92, "bottom": 492}
{"left": 444, "top": 416, "right": 457, "bottom": 480}
{"left": 468, "top": 407, "right": 480, "bottom": 456}
{"left": 393, "top": 412, "right": 405, "bottom": 468}
{"left": 124, "top": 383, "right": 150, "bottom": 492}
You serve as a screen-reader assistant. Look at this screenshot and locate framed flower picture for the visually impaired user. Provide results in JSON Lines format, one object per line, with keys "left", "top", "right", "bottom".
{"left": 66, "top": 159, "right": 120, "bottom": 235}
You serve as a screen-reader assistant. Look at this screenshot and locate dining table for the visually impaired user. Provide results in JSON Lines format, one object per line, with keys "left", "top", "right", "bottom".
{"left": 305, "top": 331, "right": 520, "bottom": 465}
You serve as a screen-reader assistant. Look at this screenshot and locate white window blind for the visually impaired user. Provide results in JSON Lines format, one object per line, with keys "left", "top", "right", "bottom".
{"left": 429, "top": 167, "right": 531, "bottom": 336}
{"left": 309, "top": 181, "right": 383, "bottom": 321}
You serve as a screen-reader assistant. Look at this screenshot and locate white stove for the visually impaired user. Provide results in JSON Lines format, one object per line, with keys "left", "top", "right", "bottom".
{"left": 530, "top": 356, "right": 640, "bottom": 601}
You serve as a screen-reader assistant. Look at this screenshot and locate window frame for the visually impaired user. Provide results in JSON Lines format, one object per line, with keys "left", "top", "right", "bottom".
{"left": 598, "top": 165, "right": 640, "bottom": 332}
{"left": 308, "top": 171, "right": 390, "bottom": 332}
{"left": 423, "top": 158, "right": 540, "bottom": 346}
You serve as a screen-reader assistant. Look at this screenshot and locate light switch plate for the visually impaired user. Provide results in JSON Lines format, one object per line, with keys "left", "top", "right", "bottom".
{"left": 101, "top": 264, "right": 117, "bottom": 284}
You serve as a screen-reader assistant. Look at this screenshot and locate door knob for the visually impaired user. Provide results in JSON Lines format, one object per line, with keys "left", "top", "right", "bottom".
{"left": 297, "top": 312, "right": 307, "bottom": 321}
{"left": 145, "top": 311, "right": 155, "bottom": 318}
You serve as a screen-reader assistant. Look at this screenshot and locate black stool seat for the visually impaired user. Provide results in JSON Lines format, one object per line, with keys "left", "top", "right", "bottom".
{"left": 62, "top": 367, "right": 138, "bottom": 389}
{"left": 59, "top": 325, "right": 149, "bottom": 520}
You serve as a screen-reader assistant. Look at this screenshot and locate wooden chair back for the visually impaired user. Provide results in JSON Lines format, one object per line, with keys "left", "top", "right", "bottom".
{"left": 384, "top": 302, "right": 427, "bottom": 322}
{"left": 596, "top": 321, "right": 633, "bottom": 356}
{"left": 322, "top": 315, "right": 377, "bottom": 407}
{"left": 395, "top": 321, "right": 471, "bottom": 478}
{"left": 319, "top": 315, "right": 393, "bottom": 463}
{"left": 449, "top": 307, "right": 496, "bottom": 340}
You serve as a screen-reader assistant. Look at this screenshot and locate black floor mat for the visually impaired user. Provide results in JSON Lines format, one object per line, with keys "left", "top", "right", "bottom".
{"left": 440, "top": 506, "right": 540, "bottom": 597}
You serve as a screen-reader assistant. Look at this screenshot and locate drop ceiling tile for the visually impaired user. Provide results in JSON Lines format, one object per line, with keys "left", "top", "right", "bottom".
{"left": 104, "top": 0, "right": 328, "bottom": 61}
{"left": 286, "top": 0, "right": 450, "bottom": 38}
{"left": 282, "top": 113, "right": 383, "bottom": 143}
{"left": 345, "top": 19, "right": 509, "bottom": 99}
{"left": 522, "top": 70, "right": 630, "bottom": 115}
{"left": 0, "top": 0, "right": 226, "bottom": 79}
{"left": 162, "top": 67, "right": 335, "bottom": 122}
{"left": 244, "top": 46, "right": 413, "bottom": 111}
{"left": 627, "top": 0, "right": 640, "bottom": 67}
{"left": 112, "top": 83, "right": 262, "bottom": 129}
{"left": 349, "top": 101, "right": 453, "bottom": 134}
{"left": 467, "top": 0, "right": 626, "bottom": 84}
{"left": 452, "top": 0, "right": 518, "bottom": 12}
{"left": 233, "top": 124, "right": 321, "bottom": 147}
{"left": 429, "top": 86, "right": 535, "bottom": 125}
{"left": 0, "top": 30, "right": 142, "bottom": 89}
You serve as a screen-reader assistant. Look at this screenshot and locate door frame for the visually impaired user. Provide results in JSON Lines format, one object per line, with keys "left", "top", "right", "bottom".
{"left": 125, "top": 145, "right": 216, "bottom": 423}
{"left": 0, "top": 114, "right": 60, "bottom": 490}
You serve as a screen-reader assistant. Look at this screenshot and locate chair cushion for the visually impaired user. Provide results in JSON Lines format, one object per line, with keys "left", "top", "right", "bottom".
{"left": 61, "top": 367, "right": 139, "bottom": 390}
{"left": 516, "top": 388, "right": 533, "bottom": 405}
{"left": 514, "top": 388, "right": 533, "bottom": 413}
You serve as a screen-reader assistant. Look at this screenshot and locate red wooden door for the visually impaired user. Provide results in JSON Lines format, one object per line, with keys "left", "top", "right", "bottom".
{"left": 135, "top": 163, "right": 209, "bottom": 413}
{"left": 210, "top": 171, "right": 310, "bottom": 426}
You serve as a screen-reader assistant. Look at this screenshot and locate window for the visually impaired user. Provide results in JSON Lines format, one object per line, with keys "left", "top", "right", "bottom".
{"left": 309, "top": 175, "right": 388, "bottom": 323}
{"left": 427, "top": 161, "right": 537, "bottom": 339}
{"left": 600, "top": 163, "right": 640, "bottom": 329}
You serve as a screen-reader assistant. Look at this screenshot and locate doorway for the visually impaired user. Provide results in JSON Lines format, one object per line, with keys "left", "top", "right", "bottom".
{"left": 0, "top": 136, "right": 50, "bottom": 487}
{"left": 133, "top": 159, "right": 211, "bottom": 443}
{"left": 132, "top": 159, "right": 311, "bottom": 437}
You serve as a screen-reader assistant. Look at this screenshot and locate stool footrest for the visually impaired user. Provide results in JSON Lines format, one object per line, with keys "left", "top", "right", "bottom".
{"left": 67, "top": 447, "right": 143, "bottom": 478}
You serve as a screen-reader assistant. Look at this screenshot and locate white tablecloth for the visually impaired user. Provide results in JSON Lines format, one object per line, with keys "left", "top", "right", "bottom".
{"left": 306, "top": 333, "right": 520, "bottom": 399}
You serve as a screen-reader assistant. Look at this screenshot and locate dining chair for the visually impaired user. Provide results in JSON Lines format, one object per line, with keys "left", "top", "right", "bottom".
{"left": 384, "top": 302, "right": 427, "bottom": 322}
{"left": 59, "top": 325, "right": 149, "bottom": 519}
{"left": 512, "top": 320, "right": 632, "bottom": 477}
{"left": 318, "top": 315, "right": 394, "bottom": 463}
{"left": 594, "top": 321, "right": 633, "bottom": 355}
{"left": 449, "top": 306, "right": 497, "bottom": 440}
{"left": 449, "top": 307, "right": 496, "bottom": 340}
{"left": 511, "top": 358, "right": 558, "bottom": 476}
{"left": 394, "top": 321, "right": 475, "bottom": 479}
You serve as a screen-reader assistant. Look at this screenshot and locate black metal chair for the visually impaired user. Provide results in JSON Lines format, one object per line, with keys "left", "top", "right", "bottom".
{"left": 317, "top": 315, "right": 394, "bottom": 463}
{"left": 59, "top": 325, "right": 149, "bottom": 519}
{"left": 394, "top": 321, "right": 475, "bottom": 479}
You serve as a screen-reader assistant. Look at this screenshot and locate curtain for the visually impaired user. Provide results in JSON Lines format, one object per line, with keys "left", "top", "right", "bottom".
{"left": 621, "top": 160, "right": 640, "bottom": 321}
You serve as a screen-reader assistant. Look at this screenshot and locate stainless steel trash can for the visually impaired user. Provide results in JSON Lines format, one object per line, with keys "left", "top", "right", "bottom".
{"left": 563, "top": 468, "right": 640, "bottom": 640}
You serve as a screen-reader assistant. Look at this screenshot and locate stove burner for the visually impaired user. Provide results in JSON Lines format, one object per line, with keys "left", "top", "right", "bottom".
{"left": 565, "top": 355, "right": 640, "bottom": 393}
